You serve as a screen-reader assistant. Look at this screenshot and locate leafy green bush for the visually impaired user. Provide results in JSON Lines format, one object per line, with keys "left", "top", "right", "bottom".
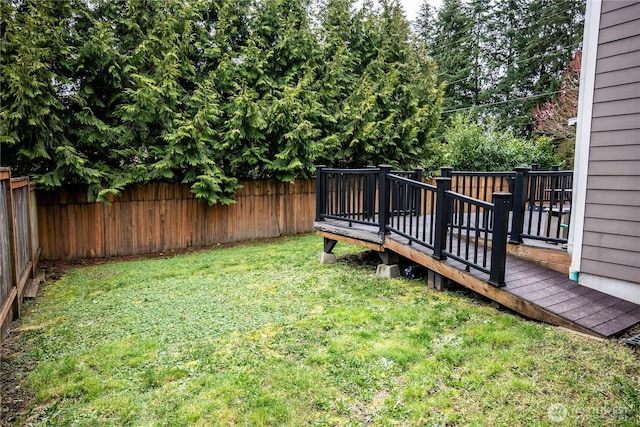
{"left": 441, "top": 114, "right": 557, "bottom": 171}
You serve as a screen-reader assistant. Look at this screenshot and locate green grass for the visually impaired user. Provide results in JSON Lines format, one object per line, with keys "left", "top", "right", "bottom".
{"left": 3, "top": 234, "right": 639, "bottom": 426}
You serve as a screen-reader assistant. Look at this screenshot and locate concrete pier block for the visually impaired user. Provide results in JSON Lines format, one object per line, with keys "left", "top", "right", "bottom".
{"left": 376, "top": 264, "right": 400, "bottom": 279}
{"left": 426, "top": 269, "right": 449, "bottom": 291}
{"left": 319, "top": 252, "right": 337, "bottom": 264}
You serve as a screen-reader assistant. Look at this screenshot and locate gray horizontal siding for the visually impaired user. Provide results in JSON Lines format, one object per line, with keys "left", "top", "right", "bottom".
{"left": 593, "top": 81, "right": 640, "bottom": 102}
{"left": 602, "top": 1, "right": 638, "bottom": 13}
{"left": 586, "top": 159, "right": 640, "bottom": 175}
{"left": 582, "top": 0, "right": 640, "bottom": 286}
{"left": 597, "top": 35, "right": 640, "bottom": 59}
{"left": 596, "top": 49, "right": 640, "bottom": 73}
{"left": 599, "top": 19, "right": 639, "bottom": 43}
{"left": 600, "top": 2, "right": 640, "bottom": 27}
{"left": 582, "top": 245, "right": 640, "bottom": 266}
{"left": 584, "top": 217, "right": 640, "bottom": 236}
{"left": 584, "top": 232, "right": 640, "bottom": 251}
{"left": 591, "top": 113, "right": 640, "bottom": 131}
{"left": 595, "top": 66, "right": 640, "bottom": 88}
{"left": 585, "top": 203, "right": 640, "bottom": 221}
{"left": 590, "top": 129, "right": 640, "bottom": 146}
{"left": 592, "top": 98, "right": 640, "bottom": 117}
{"left": 589, "top": 145, "right": 640, "bottom": 160}
{"left": 585, "top": 189, "right": 640, "bottom": 206}
{"left": 581, "top": 259, "right": 640, "bottom": 283}
{"left": 587, "top": 175, "right": 640, "bottom": 190}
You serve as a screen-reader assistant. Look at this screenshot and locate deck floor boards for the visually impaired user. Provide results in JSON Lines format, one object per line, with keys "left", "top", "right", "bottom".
{"left": 316, "top": 217, "right": 640, "bottom": 337}
{"left": 512, "top": 278, "right": 576, "bottom": 301}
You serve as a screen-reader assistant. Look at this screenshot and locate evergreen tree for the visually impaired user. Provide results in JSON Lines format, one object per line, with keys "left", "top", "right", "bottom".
{"left": 489, "top": 0, "right": 585, "bottom": 134}
{"left": 317, "top": 0, "right": 444, "bottom": 169}
{"left": 1, "top": 0, "right": 444, "bottom": 203}
{"left": 0, "top": 0, "right": 100, "bottom": 188}
{"left": 532, "top": 51, "right": 580, "bottom": 167}
{"left": 428, "top": 0, "right": 476, "bottom": 113}
{"left": 417, "top": 0, "right": 584, "bottom": 137}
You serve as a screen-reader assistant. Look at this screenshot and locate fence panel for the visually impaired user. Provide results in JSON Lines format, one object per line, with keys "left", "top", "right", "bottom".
{"left": 11, "top": 179, "right": 32, "bottom": 290}
{"left": 37, "top": 180, "right": 318, "bottom": 260}
{"left": 0, "top": 172, "right": 15, "bottom": 337}
{"left": 1, "top": 169, "right": 38, "bottom": 341}
{"left": 30, "top": 184, "right": 40, "bottom": 261}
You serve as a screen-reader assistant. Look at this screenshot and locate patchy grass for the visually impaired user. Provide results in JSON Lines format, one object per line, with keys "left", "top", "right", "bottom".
{"left": 2, "top": 234, "right": 638, "bottom": 426}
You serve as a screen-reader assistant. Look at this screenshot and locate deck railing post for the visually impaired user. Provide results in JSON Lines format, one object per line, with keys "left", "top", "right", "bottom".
{"left": 378, "top": 165, "right": 392, "bottom": 235}
{"left": 432, "top": 177, "right": 452, "bottom": 260}
{"left": 439, "top": 167, "right": 454, "bottom": 226}
{"left": 509, "top": 166, "right": 529, "bottom": 244}
{"left": 489, "top": 191, "right": 512, "bottom": 287}
{"left": 440, "top": 167, "right": 452, "bottom": 178}
{"left": 315, "top": 165, "right": 326, "bottom": 222}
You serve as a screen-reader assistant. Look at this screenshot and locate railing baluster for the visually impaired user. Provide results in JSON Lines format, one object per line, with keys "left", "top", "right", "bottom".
{"left": 474, "top": 207, "right": 480, "bottom": 265}
{"left": 465, "top": 201, "right": 471, "bottom": 269}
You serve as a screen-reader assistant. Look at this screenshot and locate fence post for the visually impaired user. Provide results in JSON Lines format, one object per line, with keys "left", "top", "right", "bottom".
{"left": 378, "top": 165, "right": 392, "bottom": 235}
{"left": 315, "top": 165, "right": 326, "bottom": 222}
{"left": 509, "top": 166, "right": 529, "bottom": 244}
{"left": 489, "top": 191, "right": 512, "bottom": 287}
{"left": 432, "top": 177, "right": 452, "bottom": 260}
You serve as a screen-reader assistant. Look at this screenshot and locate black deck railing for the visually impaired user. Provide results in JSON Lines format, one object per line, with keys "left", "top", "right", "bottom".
{"left": 316, "top": 165, "right": 514, "bottom": 286}
{"left": 509, "top": 166, "right": 573, "bottom": 244}
{"left": 386, "top": 173, "right": 437, "bottom": 249}
{"left": 439, "top": 166, "right": 573, "bottom": 245}
{"left": 316, "top": 164, "right": 574, "bottom": 287}
{"left": 315, "top": 167, "right": 381, "bottom": 227}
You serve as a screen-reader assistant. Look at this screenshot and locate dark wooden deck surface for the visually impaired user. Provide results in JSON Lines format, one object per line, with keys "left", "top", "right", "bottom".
{"left": 316, "top": 218, "right": 640, "bottom": 338}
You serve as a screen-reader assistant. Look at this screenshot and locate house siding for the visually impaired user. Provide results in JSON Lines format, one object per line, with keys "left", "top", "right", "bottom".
{"left": 581, "top": 0, "right": 640, "bottom": 286}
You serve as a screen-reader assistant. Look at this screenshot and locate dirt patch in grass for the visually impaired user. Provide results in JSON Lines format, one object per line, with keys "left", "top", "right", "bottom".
{"left": 1, "top": 328, "right": 36, "bottom": 426}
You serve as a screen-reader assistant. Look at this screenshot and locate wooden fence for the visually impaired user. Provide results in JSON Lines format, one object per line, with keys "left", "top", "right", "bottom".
{"left": 37, "top": 180, "right": 317, "bottom": 260}
{"left": 1, "top": 168, "right": 39, "bottom": 341}
{"left": 36, "top": 175, "right": 506, "bottom": 261}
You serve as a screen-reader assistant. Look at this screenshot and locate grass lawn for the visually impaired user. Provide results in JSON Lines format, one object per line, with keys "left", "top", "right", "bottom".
{"left": 1, "top": 234, "right": 638, "bottom": 426}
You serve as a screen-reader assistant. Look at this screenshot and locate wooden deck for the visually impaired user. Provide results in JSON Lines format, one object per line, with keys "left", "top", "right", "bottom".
{"left": 316, "top": 218, "right": 640, "bottom": 338}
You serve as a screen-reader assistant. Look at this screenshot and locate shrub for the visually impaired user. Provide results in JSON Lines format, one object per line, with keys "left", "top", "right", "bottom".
{"left": 441, "top": 114, "right": 557, "bottom": 171}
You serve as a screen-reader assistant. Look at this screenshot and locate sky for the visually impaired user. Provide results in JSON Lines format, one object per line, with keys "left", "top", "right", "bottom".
{"left": 399, "top": 0, "right": 443, "bottom": 22}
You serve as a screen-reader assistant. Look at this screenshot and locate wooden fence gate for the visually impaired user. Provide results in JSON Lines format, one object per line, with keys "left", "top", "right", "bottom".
{"left": 1, "top": 167, "right": 40, "bottom": 341}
